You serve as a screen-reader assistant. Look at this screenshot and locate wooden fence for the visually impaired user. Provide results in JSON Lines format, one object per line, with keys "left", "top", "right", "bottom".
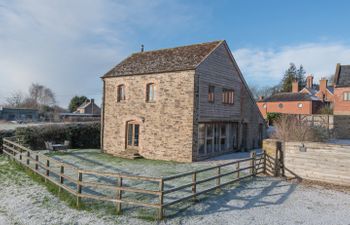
{"left": 2, "top": 137, "right": 265, "bottom": 219}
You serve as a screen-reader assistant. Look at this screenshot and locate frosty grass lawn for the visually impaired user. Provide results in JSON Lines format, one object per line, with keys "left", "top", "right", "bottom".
{"left": 1, "top": 150, "right": 350, "bottom": 225}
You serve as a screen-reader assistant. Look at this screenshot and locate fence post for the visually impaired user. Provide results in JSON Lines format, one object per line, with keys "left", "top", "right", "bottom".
{"left": 59, "top": 165, "right": 64, "bottom": 193}
{"left": 158, "top": 178, "right": 164, "bottom": 220}
{"left": 26, "top": 151, "right": 30, "bottom": 165}
{"left": 192, "top": 172, "right": 197, "bottom": 201}
{"left": 46, "top": 160, "right": 50, "bottom": 176}
{"left": 236, "top": 162, "right": 240, "bottom": 178}
{"left": 116, "top": 177, "right": 123, "bottom": 214}
{"left": 35, "top": 155, "right": 39, "bottom": 170}
{"left": 216, "top": 166, "right": 221, "bottom": 188}
{"left": 250, "top": 151, "right": 256, "bottom": 176}
{"left": 263, "top": 150, "right": 267, "bottom": 174}
{"left": 76, "top": 172, "right": 82, "bottom": 208}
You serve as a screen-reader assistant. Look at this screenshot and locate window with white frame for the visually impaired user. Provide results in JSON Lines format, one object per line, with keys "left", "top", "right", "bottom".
{"left": 344, "top": 92, "right": 350, "bottom": 101}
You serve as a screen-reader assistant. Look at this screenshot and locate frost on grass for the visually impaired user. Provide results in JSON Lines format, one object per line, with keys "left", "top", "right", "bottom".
{"left": 1, "top": 152, "right": 350, "bottom": 225}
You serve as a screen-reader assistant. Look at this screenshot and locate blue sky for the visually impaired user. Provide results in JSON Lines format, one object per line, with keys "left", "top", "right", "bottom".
{"left": 1, "top": 0, "right": 350, "bottom": 107}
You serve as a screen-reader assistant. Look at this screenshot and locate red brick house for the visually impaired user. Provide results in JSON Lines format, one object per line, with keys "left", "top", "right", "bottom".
{"left": 334, "top": 64, "right": 350, "bottom": 115}
{"left": 299, "top": 75, "right": 334, "bottom": 105}
{"left": 257, "top": 78, "right": 329, "bottom": 118}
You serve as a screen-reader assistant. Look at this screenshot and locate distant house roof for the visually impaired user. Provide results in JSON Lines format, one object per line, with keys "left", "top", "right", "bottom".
{"left": 258, "top": 93, "right": 320, "bottom": 102}
{"left": 326, "top": 86, "right": 334, "bottom": 94}
{"left": 301, "top": 87, "right": 318, "bottom": 95}
{"left": 300, "top": 85, "right": 334, "bottom": 95}
{"left": 335, "top": 64, "right": 350, "bottom": 87}
{"left": 102, "top": 41, "right": 223, "bottom": 78}
{"left": 0, "top": 106, "right": 38, "bottom": 112}
{"left": 77, "top": 101, "right": 90, "bottom": 109}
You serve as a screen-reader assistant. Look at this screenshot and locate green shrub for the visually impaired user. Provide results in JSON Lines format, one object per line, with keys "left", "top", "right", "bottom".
{"left": 15, "top": 122, "right": 100, "bottom": 150}
{"left": 0, "top": 130, "right": 16, "bottom": 153}
{"left": 267, "top": 112, "right": 282, "bottom": 125}
{"left": 318, "top": 105, "right": 333, "bottom": 115}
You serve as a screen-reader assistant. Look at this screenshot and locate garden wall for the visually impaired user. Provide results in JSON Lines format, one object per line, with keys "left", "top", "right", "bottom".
{"left": 334, "top": 115, "right": 350, "bottom": 139}
{"left": 263, "top": 139, "right": 350, "bottom": 186}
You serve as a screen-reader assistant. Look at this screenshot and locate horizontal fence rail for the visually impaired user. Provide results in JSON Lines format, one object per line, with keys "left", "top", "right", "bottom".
{"left": 2, "top": 137, "right": 266, "bottom": 219}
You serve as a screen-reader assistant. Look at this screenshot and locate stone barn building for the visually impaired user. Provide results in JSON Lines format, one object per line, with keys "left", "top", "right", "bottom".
{"left": 101, "top": 40, "right": 265, "bottom": 162}
{"left": 334, "top": 64, "right": 350, "bottom": 115}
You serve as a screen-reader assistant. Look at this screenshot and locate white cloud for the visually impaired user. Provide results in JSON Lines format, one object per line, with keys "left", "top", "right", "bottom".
{"left": 0, "top": 0, "right": 195, "bottom": 107}
{"left": 234, "top": 43, "right": 350, "bottom": 87}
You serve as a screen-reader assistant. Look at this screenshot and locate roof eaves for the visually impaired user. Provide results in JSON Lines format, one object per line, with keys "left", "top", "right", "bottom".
{"left": 334, "top": 63, "right": 341, "bottom": 86}
{"left": 101, "top": 68, "right": 196, "bottom": 79}
{"left": 194, "top": 40, "right": 224, "bottom": 69}
{"left": 299, "top": 87, "right": 312, "bottom": 94}
{"left": 101, "top": 53, "right": 135, "bottom": 79}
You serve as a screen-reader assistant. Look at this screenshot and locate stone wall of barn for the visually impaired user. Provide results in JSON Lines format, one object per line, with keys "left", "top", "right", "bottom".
{"left": 102, "top": 71, "right": 195, "bottom": 162}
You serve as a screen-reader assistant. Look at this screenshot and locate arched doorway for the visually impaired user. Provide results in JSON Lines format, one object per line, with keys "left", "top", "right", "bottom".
{"left": 126, "top": 121, "right": 140, "bottom": 149}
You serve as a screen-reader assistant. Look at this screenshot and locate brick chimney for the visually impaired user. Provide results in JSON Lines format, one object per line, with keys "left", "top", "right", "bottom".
{"left": 292, "top": 80, "right": 299, "bottom": 93}
{"left": 319, "top": 78, "right": 328, "bottom": 94}
{"left": 90, "top": 98, "right": 95, "bottom": 114}
{"left": 306, "top": 75, "right": 313, "bottom": 88}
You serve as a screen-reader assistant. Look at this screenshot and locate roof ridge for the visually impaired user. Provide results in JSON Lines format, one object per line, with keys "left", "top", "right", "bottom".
{"left": 102, "top": 40, "right": 223, "bottom": 78}
{"left": 131, "top": 40, "right": 223, "bottom": 55}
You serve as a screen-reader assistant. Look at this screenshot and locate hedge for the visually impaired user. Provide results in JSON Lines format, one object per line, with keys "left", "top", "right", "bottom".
{"left": 0, "top": 130, "right": 16, "bottom": 153}
{"left": 15, "top": 122, "right": 101, "bottom": 150}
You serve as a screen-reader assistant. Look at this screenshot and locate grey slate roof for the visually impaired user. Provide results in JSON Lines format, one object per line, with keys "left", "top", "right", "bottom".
{"left": 326, "top": 86, "right": 334, "bottom": 93}
{"left": 302, "top": 87, "right": 318, "bottom": 95}
{"left": 301, "top": 85, "right": 334, "bottom": 95}
{"left": 336, "top": 65, "right": 350, "bottom": 87}
{"left": 102, "top": 41, "right": 222, "bottom": 78}
{"left": 258, "top": 93, "right": 320, "bottom": 102}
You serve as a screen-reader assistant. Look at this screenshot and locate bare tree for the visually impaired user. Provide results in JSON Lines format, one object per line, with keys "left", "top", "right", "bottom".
{"left": 5, "top": 91, "right": 25, "bottom": 107}
{"left": 28, "top": 83, "right": 56, "bottom": 107}
{"left": 250, "top": 85, "right": 280, "bottom": 100}
{"left": 272, "top": 114, "right": 328, "bottom": 142}
{"left": 327, "top": 74, "right": 335, "bottom": 86}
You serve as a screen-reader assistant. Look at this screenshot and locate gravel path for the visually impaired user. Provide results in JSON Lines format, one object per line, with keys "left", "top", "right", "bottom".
{"left": 1, "top": 155, "right": 350, "bottom": 225}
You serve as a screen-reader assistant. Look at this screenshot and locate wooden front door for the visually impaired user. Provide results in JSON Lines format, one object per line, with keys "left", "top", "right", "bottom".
{"left": 127, "top": 122, "right": 140, "bottom": 148}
